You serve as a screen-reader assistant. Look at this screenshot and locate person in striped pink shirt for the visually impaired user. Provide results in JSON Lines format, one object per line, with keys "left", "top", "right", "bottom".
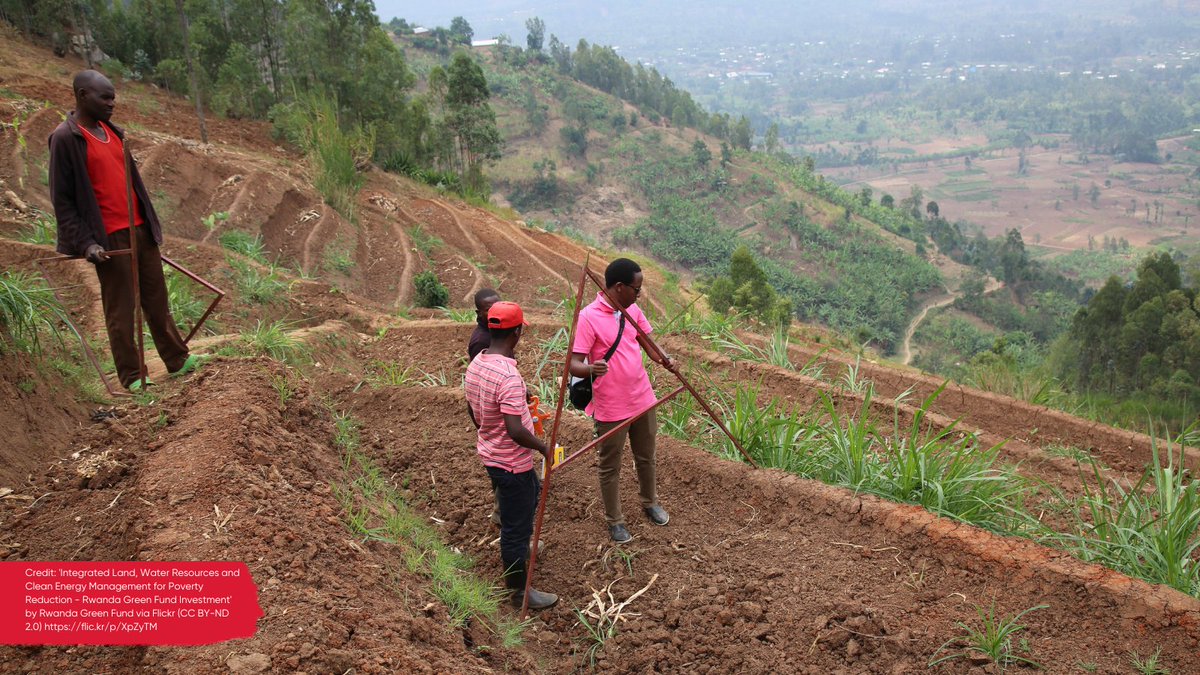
{"left": 464, "top": 301, "right": 557, "bottom": 610}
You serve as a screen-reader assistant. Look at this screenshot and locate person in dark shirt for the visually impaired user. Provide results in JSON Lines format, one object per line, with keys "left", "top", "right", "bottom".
{"left": 48, "top": 70, "right": 202, "bottom": 390}
{"left": 468, "top": 288, "right": 500, "bottom": 361}
{"left": 467, "top": 288, "right": 502, "bottom": 524}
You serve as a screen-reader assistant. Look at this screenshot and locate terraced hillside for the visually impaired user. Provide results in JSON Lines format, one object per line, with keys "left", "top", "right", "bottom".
{"left": 1, "top": 33, "right": 1198, "bottom": 674}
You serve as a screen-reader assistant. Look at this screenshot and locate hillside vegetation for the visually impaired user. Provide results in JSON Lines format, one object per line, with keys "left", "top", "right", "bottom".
{"left": 2, "top": 18, "right": 1200, "bottom": 674}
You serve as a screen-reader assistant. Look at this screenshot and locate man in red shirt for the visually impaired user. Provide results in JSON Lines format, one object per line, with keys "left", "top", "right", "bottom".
{"left": 464, "top": 301, "right": 557, "bottom": 609}
{"left": 49, "top": 71, "right": 200, "bottom": 390}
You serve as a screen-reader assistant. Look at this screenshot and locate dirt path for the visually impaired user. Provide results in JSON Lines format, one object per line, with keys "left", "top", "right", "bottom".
{"left": 300, "top": 204, "right": 330, "bottom": 273}
{"left": 898, "top": 292, "right": 955, "bottom": 366}
{"left": 900, "top": 276, "right": 1003, "bottom": 366}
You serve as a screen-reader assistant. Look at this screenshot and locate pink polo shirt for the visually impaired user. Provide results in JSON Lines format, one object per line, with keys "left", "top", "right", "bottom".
{"left": 464, "top": 352, "right": 536, "bottom": 473}
{"left": 572, "top": 293, "right": 656, "bottom": 422}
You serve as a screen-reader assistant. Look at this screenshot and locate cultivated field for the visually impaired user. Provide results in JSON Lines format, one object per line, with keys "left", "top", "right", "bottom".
{"left": 2, "top": 33, "right": 1199, "bottom": 673}
{"left": 823, "top": 135, "right": 1200, "bottom": 253}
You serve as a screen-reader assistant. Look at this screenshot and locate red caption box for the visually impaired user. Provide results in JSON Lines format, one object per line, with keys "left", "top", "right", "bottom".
{"left": 1, "top": 562, "right": 263, "bottom": 646}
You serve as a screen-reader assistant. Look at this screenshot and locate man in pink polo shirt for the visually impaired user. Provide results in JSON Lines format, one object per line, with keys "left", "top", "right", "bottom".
{"left": 464, "top": 301, "right": 557, "bottom": 609}
{"left": 570, "top": 258, "right": 675, "bottom": 543}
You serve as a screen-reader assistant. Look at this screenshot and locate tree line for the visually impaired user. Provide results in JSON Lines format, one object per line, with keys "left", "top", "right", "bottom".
{"left": 1062, "top": 252, "right": 1200, "bottom": 403}
{"left": 1, "top": 0, "right": 504, "bottom": 194}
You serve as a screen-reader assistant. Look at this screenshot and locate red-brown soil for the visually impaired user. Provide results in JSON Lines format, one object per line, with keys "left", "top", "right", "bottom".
{"left": 3, "top": 29, "right": 1200, "bottom": 675}
{"left": 4, "top": 350, "right": 1197, "bottom": 673}
{"left": 343, "top": 382, "right": 1200, "bottom": 673}
{"left": 0, "top": 360, "right": 508, "bottom": 674}
{"left": 0, "top": 347, "right": 87, "bottom": 490}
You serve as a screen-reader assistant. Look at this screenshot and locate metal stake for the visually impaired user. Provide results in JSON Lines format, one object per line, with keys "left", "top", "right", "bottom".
{"left": 161, "top": 255, "right": 224, "bottom": 343}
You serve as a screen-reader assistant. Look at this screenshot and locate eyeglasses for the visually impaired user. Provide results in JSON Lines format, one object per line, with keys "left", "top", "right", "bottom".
{"left": 623, "top": 283, "right": 642, "bottom": 297}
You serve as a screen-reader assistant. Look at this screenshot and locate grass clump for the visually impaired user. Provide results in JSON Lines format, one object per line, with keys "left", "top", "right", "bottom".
{"left": 322, "top": 237, "right": 355, "bottom": 274}
{"left": 408, "top": 224, "right": 444, "bottom": 258}
{"left": 367, "top": 360, "right": 414, "bottom": 387}
{"left": 240, "top": 320, "right": 308, "bottom": 364}
{"left": 929, "top": 601, "right": 1046, "bottom": 670}
{"left": 164, "top": 267, "right": 208, "bottom": 334}
{"left": 1061, "top": 430, "right": 1200, "bottom": 597}
{"left": 1128, "top": 647, "right": 1171, "bottom": 675}
{"left": 17, "top": 212, "right": 56, "bottom": 246}
{"left": 226, "top": 255, "right": 290, "bottom": 304}
{"left": 218, "top": 230, "right": 268, "bottom": 264}
{"left": 332, "top": 413, "right": 523, "bottom": 642}
{"left": 700, "top": 380, "right": 1032, "bottom": 533}
{"left": 439, "top": 306, "right": 474, "bottom": 323}
{"left": 0, "top": 271, "right": 68, "bottom": 354}
{"left": 696, "top": 374, "right": 1200, "bottom": 597}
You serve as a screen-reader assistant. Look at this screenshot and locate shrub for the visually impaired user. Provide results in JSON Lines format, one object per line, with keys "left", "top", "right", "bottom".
{"left": 414, "top": 270, "right": 449, "bottom": 308}
{"left": 272, "top": 95, "right": 372, "bottom": 221}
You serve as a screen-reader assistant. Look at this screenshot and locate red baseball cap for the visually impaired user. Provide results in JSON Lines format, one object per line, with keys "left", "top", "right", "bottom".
{"left": 487, "top": 301, "right": 529, "bottom": 329}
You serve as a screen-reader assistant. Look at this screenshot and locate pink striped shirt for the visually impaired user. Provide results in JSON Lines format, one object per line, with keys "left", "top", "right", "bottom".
{"left": 464, "top": 352, "right": 535, "bottom": 473}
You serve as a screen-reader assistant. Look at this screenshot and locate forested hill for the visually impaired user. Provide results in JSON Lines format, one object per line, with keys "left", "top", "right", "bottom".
{"left": 392, "top": 24, "right": 964, "bottom": 352}
{"left": 0, "top": 2, "right": 968, "bottom": 351}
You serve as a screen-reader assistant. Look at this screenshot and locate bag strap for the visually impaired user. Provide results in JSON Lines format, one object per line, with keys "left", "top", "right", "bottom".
{"left": 592, "top": 312, "right": 626, "bottom": 380}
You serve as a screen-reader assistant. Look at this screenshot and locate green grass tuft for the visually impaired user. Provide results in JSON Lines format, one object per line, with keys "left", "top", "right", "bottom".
{"left": 240, "top": 320, "right": 309, "bottom": 364}
{"left": 929, "top": 601, "right": 1046, "bottom": 669}
{"left": 16, "top": 212, "right": 57, "bottom": 246}
{"left": 218, "top": 230, "right": 268, "bottom": 264}
{"left": 0, "top": 271, "right": 69, "bottom": 355}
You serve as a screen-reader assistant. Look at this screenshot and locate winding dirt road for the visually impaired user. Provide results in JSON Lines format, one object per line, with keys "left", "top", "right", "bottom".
{"left": 899, "top": 276, "right": 1003, "bottom": 366}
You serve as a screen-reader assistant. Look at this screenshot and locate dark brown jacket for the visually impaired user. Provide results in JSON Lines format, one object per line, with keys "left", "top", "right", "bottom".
{"left": 48, "top": 112, "right": 163, "bottom": 256}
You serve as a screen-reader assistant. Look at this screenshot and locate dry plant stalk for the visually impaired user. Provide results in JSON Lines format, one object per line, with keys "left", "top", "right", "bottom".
{"left": 212, "top": 504, "right": 236, "bottom": 534}
{"left": 578, "top": 573, "right": 659, "bottom": 630}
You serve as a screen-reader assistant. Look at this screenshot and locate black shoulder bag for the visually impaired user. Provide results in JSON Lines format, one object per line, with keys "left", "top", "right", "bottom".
{"left": 569, "top": 313, "right": 626, "bottom": 410}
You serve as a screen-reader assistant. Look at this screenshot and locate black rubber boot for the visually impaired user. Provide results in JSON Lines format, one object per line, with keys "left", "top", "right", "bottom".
{"left": 504, "top": 557, "right": 558, "bottom": 610}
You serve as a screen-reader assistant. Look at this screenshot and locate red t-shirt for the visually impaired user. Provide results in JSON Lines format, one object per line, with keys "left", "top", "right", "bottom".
{"left": 81, "top": 121, "right": 143, "bottom": 235}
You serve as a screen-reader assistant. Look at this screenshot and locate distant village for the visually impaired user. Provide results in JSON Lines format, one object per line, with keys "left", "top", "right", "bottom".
{"left": 607, "top": 37, "right": 1200, "bottom": 90}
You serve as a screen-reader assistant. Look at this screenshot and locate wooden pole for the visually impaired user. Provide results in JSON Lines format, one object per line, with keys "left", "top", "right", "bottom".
{"left": 123, "top": 142, "right": 145, "bottom": 390}
{"left": 520, "top": 256, "right": 589, "bottom": 618}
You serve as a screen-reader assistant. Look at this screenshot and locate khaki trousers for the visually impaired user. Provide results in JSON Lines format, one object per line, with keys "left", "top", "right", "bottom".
{"left": 95, "top": 226, "right": 189, "bottom": 387}
{"left": 595, "top": 410, "right": 658, "bottom": 526}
